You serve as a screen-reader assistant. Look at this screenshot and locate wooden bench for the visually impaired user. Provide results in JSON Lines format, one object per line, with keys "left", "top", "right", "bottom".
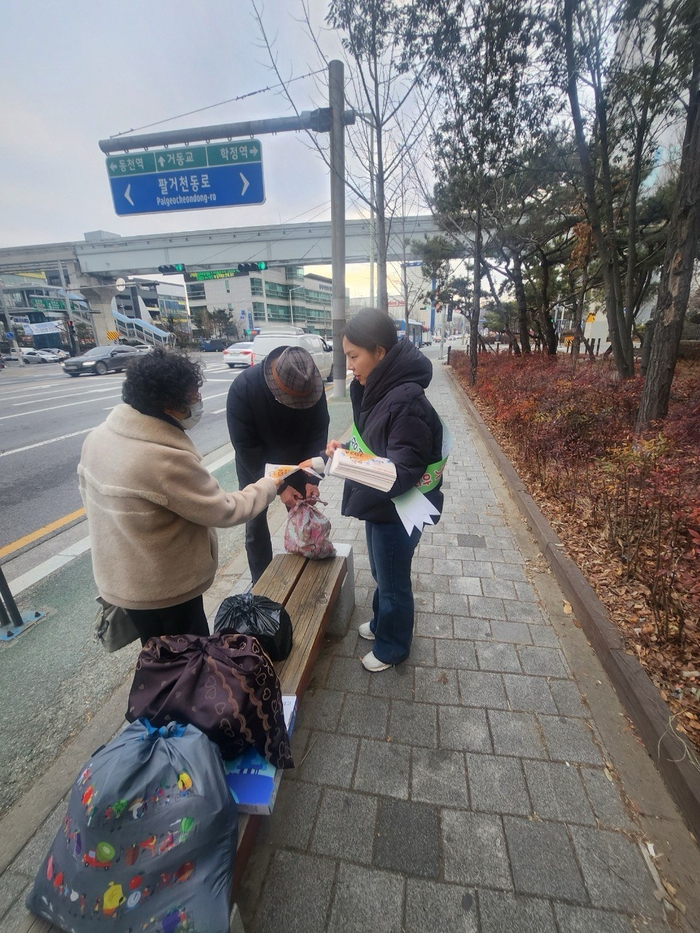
{"left": 16, "top": 548, "right": 351, "bottom": 933}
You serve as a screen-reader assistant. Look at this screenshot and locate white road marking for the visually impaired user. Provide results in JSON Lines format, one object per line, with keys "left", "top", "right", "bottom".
{"left": 10, "top": 385, "right": 119, "bottom": 407}
{"left": 0, "top": 428, "right": 93, "bottom": 458}
{"left": 0, "top": 393, "right": 123, "bottom": 422}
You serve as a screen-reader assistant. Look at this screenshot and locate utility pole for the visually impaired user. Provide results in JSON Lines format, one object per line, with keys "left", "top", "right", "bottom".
{"left": 330, "top": 60, "right": 347, "bottom": 397}
{"left": 369, "top": 121, "right": 376, "bottom": 308}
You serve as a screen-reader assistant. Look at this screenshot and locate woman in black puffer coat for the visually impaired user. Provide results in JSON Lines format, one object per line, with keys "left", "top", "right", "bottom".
{"left": 327, "top": 308, "right": 444, "bottom": 671}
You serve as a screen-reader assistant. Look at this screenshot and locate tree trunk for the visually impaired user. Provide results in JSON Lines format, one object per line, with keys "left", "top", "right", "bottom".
{"left": 564, "top": 0, "right": 633, "bottom": 379}
{"left": 511, "top": 251, "right": 531, "bottom": 354}
{"left": 538, "top": 253, "right": 558, "bottom": 355}
{"left": 570, "top": 263, "right": 589, "bottom": 360}
{"left": 375, "top": 133, "right": 389, "bottom": 315}
{"left": 470, "top": 203, "right": 482, "bottom": 386}
{"left": 636, "top": 61, "right": 700, "bottom": 428}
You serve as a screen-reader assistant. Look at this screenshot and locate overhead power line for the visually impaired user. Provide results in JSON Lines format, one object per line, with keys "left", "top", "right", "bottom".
{"left": 110, "top": 69, "right": 326, "bottom": 139}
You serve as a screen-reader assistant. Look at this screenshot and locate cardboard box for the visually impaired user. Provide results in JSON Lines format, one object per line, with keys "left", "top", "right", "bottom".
{"left": 223, "top": 695, "right": 297, "bottom": 815}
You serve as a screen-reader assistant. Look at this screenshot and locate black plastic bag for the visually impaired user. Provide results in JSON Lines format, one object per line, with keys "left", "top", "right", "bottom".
{"left": 213, "top": 594, "right": 293, "bottom": 661}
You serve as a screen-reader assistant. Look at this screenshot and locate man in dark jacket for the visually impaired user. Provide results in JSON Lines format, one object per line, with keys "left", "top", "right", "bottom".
{"left": 226, "top": 345, "right": 329, "bottom": 583}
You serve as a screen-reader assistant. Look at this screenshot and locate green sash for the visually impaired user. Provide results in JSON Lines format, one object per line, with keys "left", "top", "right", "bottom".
{"left": 348, "top": 422, "right": 448, "bottom": 493}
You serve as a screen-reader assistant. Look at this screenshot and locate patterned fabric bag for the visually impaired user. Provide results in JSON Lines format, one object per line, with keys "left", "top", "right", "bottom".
{"left": 26, "top": 720, "right": 237, "bottom": 933}
{"left": 284, "top": 498, "right": 336, "bottom": 559}
{"left": 126, "top": 633, "right": 293, "bottom": 768}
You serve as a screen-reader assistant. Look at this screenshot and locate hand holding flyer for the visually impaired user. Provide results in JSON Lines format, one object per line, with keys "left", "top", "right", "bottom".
{"left": 265, "top": 463, "right": 324, "bottom": 483}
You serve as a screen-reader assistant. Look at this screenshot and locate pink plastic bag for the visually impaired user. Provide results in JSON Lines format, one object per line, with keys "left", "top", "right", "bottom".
{"left": 284, "top": 498, "right": 336, "bottom": 559}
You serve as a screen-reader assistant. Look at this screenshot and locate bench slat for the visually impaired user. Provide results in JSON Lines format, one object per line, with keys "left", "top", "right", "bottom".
{"left": 276, "top": 556, "right": 346, "bottom": 698}
{"left": 251, "top": 553, "right": 306, "bottom": 605}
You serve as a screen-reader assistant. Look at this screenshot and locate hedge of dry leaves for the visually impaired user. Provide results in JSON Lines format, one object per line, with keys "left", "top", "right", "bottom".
{"left": 449, "top": 350, "right": 700, "bottom": 755}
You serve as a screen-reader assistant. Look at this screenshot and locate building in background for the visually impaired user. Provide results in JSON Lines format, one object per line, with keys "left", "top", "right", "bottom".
{"left": 0, "top": 272, "right": 95, "bottom": 353}
{"left": 186, "top": 266, "right": 342, "bottom": 339}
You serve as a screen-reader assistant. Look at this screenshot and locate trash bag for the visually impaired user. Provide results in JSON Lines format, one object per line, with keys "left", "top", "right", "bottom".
{"left": 214, "top": 593, "right": 293, "bottom": 661}
{"left": 284, "top": 498, "right": 336, "bottom": 559}
{"left": 126, "top": 634, "right": 293, "bottom": 768}
{"left": 26, "top": 719, "right": 237, "bottom": 933}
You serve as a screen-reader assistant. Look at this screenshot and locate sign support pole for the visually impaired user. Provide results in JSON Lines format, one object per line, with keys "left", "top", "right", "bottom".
{"left": 330, "top": 60, "right": 347, "bottom": 398}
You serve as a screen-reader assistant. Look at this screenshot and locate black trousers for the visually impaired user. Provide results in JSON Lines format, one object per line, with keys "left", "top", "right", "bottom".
{"left": 127, "top": 594, "right": 209, "bottom": 646}
{"left": 245, "top": 506, "right": 273, "bottom": 586}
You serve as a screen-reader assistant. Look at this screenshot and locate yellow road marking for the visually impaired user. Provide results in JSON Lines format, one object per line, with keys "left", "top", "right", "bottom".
{"left": 0, "top": 508, "right": 86, "bottom": 560}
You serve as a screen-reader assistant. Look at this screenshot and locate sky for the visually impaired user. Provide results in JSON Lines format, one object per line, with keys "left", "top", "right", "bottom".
{"left": 0, "top": 0, "right": 404, "bottom": 299}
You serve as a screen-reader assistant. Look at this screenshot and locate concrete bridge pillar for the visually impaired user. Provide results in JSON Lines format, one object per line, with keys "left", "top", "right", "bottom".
{"left": 71, "top": 273, "right": 119, "bottom": 346}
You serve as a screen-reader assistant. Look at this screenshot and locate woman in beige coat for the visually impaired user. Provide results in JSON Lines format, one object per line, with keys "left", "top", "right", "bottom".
{"left": 79, "top": 348, "right": 282, "bottom": 644}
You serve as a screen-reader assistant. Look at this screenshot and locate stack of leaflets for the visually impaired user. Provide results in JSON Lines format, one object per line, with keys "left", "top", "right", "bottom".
{"left": 223, "top": 695, "right": 297, "bottom": 815}
{"left": 328, "top": 447, "right": 397, "bottom": 492}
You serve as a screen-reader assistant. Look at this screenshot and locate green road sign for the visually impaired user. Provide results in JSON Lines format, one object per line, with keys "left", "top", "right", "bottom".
{"left": 205, "top": 141, "right": 262, "bottom": 166}
{"left": 153, "top": 147, "right": 208, "bottom": 172}
{"left": 106, "top": 141, "right": 262, "bottom": 178}
{"left": 106, "top": 152, "right": 157, "bottom": 177}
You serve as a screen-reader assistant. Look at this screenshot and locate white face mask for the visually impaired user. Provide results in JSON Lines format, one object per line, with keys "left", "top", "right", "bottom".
{"left": 181, "top": 399, "right": 204, "bottom": 430}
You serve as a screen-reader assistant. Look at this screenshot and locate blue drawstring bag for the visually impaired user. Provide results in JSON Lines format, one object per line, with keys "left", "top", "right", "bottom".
{"left": 26, "top": 719, "right": 237, "bottom": 933}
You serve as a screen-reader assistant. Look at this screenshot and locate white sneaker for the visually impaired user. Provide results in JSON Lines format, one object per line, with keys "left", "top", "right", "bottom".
{"left": 358, "top": 621, "right": 375, "bottom": 640}
{"left": 362, "top": 651, "right": 392, "bottom": 672}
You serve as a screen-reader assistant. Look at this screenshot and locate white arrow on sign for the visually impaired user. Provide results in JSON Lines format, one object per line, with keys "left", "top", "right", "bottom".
{"left": 239, "top": 173, "right": 249, "bottom": 196}
{"left": 124, "top": 184, "right": 134, "bottom": 206}
{"left": 157, "top": 156, "right": 166, "bottom": 168}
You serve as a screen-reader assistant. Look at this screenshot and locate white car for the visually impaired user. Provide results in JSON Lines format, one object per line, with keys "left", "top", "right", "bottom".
{"left": 21, "top": 348, "right": 61, "bottom": 364}
{"left": 222, "top": 342, "right": 254, "bottom": 368}
{"left": 251, "top": 333, "right": 333, "bottom": 381}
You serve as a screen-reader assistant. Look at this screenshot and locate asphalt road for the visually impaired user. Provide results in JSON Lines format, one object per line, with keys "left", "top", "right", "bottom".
{"left": 0, "top": 352, "right": 247, "bottom": 553}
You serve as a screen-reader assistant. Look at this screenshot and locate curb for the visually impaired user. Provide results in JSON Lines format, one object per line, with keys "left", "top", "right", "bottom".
{"left": 453, "top": 369, "right": 700, "bottom": 841}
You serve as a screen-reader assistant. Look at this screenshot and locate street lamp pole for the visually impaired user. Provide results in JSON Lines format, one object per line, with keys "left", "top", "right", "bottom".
{"left": 288, "top": 284, "right": 304, "bottom": 329}
{"left": 56, "top": 262, "right": 79, "bottom": 356}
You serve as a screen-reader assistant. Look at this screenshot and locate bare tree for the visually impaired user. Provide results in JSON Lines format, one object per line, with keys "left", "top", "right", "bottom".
{"left": 251, "top": 0, "right": 436, "bottom": 314}
{"left": 561, "top": 0, "right": 692, "bottom": 379}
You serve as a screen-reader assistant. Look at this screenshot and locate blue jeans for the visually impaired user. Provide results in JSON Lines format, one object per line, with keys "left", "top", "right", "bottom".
{"left": 365, "top": 522, "right": 422, "bottom": 665}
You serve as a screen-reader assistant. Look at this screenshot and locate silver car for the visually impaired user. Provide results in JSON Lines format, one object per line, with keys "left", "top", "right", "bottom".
{"left": 21, "top": 349, "right": 61, "bottom": 364}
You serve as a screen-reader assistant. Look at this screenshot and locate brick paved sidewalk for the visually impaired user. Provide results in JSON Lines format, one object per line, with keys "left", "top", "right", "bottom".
{"left": 236, "top": 361, "right": 697, "bottom": 933}
{"left": 2, "top": 356, "right": 698, "bottom": 933}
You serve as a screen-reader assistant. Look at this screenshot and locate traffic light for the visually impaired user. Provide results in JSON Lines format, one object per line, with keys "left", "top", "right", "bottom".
{"left": 158, "top": 264, "right": 187, "bottom": 274}
{"left": 446, "top": 306, "right": 453, "bottom": 322}
{"left": 237, "top": 262, "right": 268, "bottom": 273}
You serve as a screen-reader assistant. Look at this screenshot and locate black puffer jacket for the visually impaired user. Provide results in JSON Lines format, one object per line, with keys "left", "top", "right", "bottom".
{"left": 341, "top": 339, "right": 444, "bottom": 524}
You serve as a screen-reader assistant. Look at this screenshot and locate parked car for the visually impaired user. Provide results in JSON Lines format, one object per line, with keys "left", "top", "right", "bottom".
{"left": 251, "top": 333, "right": 333, "bottom": 381}
{"left": 222, "top": 342, "right": 254, "bottom": 368}
{"left": 61, "top": 345, "right": 142, "bottom": 377}
{"left": 200, "top": 338, "right": 228, "bottom": 352}
{"left": 21, "top": 348, "right": 61, "bottom": 364}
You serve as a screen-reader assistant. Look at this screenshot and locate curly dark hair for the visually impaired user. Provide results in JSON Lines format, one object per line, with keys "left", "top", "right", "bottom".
{"left": 343, "top": 308, "right": 398, "bottom": 352}
{"left": 122, "top": 348, "right": 203, "bottom": 415}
